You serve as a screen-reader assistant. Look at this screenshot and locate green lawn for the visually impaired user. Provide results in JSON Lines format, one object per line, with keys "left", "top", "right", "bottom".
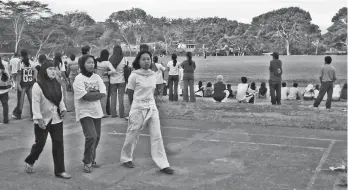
{"left": 126, "top": 55, "right": 347, "bottom": 87}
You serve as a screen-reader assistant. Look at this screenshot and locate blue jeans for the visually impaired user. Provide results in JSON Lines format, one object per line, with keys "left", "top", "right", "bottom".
{"left": 168, "top": 75, "right": 179, "bottom": 101}
{"left": 110, "top": 83, "right": 126, "bottom": 117}
{"left": 183, "top": 74, "right": 195, "bottom": 102}
{"left": 13, "top": 85, "right": 33, "bottom": 119}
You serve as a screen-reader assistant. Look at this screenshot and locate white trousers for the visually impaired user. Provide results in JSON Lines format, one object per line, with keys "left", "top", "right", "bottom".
{"left": 120, "top": 107, "right": 170, "bottom": 169}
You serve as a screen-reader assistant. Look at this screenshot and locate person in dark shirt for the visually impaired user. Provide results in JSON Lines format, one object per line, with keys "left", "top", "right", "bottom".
{"left": 35, "top": 54, "right": 47, "bottom": 77}
{"left": 258, "top": 82, "right": 267, "bottom": 99}
{"left": 204, "top": 82, "right": 213, "bottom": 97}
{"left": 181, "top": 52, "right": 196, "bottom": 102}
{"left": 227, "top": 84, "right": 233, "bottom": 98}
{"left": 212, "top": 75, "right": 229, "bottom": 102}
{"left": 269, "top": 52, "right": 283, "bottom": 105}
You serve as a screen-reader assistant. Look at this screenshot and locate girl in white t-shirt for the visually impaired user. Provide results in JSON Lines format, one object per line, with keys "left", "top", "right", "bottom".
{"left": 167, "top": 54, "right": 180, "bottom": 101}
{"left": 153, "top": 56, "right": 166, "bottom": 101}
{"left": 120, "top": 50, "right": 174, "bottom": 175}
{"left": 73, "top": 55, "right": 106, "bottom": 173}
{"left": 236, "top": 77, "right": 249, "bottom": 102}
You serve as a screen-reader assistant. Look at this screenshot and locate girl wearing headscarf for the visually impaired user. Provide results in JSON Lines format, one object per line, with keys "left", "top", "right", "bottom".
{"left": 108, "top": 45, "right": 128, "bottom": 118}
{"left": 73, "top": 55, "right": 106, "bottom": 173}
{"left": 24, "top": 60, "right": 71, "bottom": 179}
{"left": 96, "top": 49, "right": 116, "bottom": 117}
{"left": 120, "top": 50, "right": 174, "bottom": 175}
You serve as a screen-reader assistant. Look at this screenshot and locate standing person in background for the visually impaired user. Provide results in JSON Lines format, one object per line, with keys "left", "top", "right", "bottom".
{"left": 153, "top": 56, "right": 166, "bottom": 101}
{"left": 12, "top": 49, "right": 36, "bottom": 120}
{"left": 9, "top": 53, "right": 20, "bottom": 109}
{"left": 109, "top": 45, "right": 127, "bottom": 119}
{"left": 95, "top": 49, "right": 116, "bottom": 117}
{"left": 73, "top": 55, "right": 106, "bottom": 173}
{"left": 24, "top": 60, "right": 71, "bottom": 179}
{"left": 0, "top": 56, "right": 11, "bottom": 124}
{"left": 269, "top": 52, "right": 283, "bottom": 105}
{"left": 120, "top": 50, "right": 173, "bottom": 175}
{"left": 311, "top": 56, "right": 337, "bottom": 111}
{"left": 66, "top": 54, "right": 79, "bottom": 92}
{"left": 78, "top": 46, "right": 91, "bottom": 65}
{"left": 54, "top": 53, "right": 70, "bottom": 112}
{"left": 167, "top": 54, "right": 180, "bottom": 101}
{"left": 35, "top": 54, "right": 47, "bottom": 75}
{"left": 181, "top": 52, "right": 196, "bottom": 102}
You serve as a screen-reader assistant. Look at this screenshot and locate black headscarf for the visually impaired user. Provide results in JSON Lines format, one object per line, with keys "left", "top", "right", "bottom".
{"left": 109, "top": 45, "right": 124, "bottom": 69}
{"left": 79, "top": 54, "right": 96, "bottom": 78}
{"left": 37, "top": 60, "right": 62, "bottom": 107}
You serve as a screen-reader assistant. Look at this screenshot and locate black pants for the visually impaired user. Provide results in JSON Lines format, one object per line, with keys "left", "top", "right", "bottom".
{"left": 25, "top": 121, "right": 65, "bottom": 174}
{"left": 269, "top": 82, "right": 281, "bottom": 105}
{"left": 80, "top": 117, "right": 101, "bottom": 164}
{"left": 168, "top": 75, "right": 179, "bottom": 101}
{"left": 314, "top": 81, "right": 333, "bottom": 109}
{"left": 0, "top": 92, "right": 9, "bottom": 123}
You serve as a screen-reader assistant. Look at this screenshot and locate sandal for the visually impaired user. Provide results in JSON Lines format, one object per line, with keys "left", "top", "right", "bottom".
{"left": 84, "top": 164, "right": 92, "bottom": 173}
{"left": 160, "top": 167, "right": 174, "bottom": 175}
{"left": 55, "top": 172, "right": 72, "bottom": 179}
{"left": 25, "top": 163, "right": 35, "bottom": 173}
{"left": 122, "top": 161, "right": 134, "bottom": 168}
{"left": 92, "top": 162, "right": 100, "bottom": 168}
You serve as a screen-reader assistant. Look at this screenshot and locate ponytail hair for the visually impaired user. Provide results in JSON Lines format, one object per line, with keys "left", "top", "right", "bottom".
{"left": 186, "top": 52, "right": 192, "bottom": 66}
{"left": 172, "top": 54, "right": 177, "bottom": 67}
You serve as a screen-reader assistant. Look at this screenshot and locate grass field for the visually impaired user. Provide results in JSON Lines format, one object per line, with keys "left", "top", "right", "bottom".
{"left": 126, "top": 55, "right": 347, "bottom": 87}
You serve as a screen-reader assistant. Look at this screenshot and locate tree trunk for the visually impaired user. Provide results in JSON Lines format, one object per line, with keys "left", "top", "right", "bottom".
{"left": 315, "top": 40, "right": 319, "bottom": 55}
{"left": 285, "top": 39, "right": 290, "bottom": 55}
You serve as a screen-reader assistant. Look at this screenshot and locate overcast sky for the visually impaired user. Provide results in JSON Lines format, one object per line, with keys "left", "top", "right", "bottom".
{"left": 37, "top": 0, "right": 346, "bottom": 33}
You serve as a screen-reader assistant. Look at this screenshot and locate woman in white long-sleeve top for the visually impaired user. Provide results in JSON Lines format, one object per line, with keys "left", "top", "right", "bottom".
{"left": 24, "top": 60, "right": 71, "bottom": 179}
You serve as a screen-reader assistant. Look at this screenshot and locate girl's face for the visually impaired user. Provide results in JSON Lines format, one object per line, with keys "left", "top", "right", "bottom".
{"left": 139, "top": 53, "right": 151, "bottom": 70}
{"left": 84, "top": 57, "right": 95, "bottom": 72}
{"left": 46, "top": 67, "right": 56, "bottom": 79}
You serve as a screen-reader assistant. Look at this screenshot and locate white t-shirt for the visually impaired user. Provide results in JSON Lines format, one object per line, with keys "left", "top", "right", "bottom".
{"left": 333, "top": 85, "right": 341, "bottom": 98}
{"left": 10, "top": 57, "right": 20, "bottom": 74}
{"left": 288, "top": 87, "right": 300, "bottom": 100}
{"left": 236, "top": 83, "right": 249, "bottom": 101}
{"left": 281, "top": 87, "right": 290, "bottom": 100}
{"left": 314, "top": 89, "right": 319, "bottom": 99}
{"left": 73, "top": 73, "right": 106, "bottom": 121}
{"left": 110, "top": 57, "right": 127, "bottom": 84}
{"left": 155, "top": 63, "right": 165, "bottom": 84}
{"left": 167, "top": 61, "right": 181, "bottom": 76}
{"left": 127, "top": 69, "right": 156, "bottom": 110}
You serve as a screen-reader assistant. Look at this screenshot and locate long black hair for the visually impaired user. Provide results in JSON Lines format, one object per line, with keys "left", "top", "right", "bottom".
{"left": 186, "top": 52, "right": 192, "bottom": 66}
{"left": 109, "top": 45, "right": 124, "bottom": 69}
{"left": 20, "top": 49, "right": 30, "bottom": 67}
{"left": 250, "top": 82, "right": 256, "bottom": 90}
{"left": 132, "top": 50, "right": 152, "bottom": 70}
{"left": 0, "top": 56, "right": 4, "bottom": 70}
{"left": 172, "top": 54, "right": 177, "bottom": 66}
{"left": 54, "top": 52, "right": 63, "bottom": 69}
{"left": 198, "top": 81, "right": 203, "bottom": 88}
{"left": 97, "top": 49, "right": 109, "bottom": 62}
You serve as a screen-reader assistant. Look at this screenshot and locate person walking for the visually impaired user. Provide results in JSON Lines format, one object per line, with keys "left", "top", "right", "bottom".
{"left": 167, "top": 54, "right": 180, "bottom": 101}
{"left": 311, "top": 56, "right": 337, "bottom": 110}
{"left": 269, "top": 52, "right": 283, "bottom": 105}
{"left": 95, "top": 49, "right": 116, "bottom": 117}
{"left": 0, "top": 56, "right": 11, "bottom": 124}
{"left": 109, "top": 45, "right": 127, "bottom": 118}
{"left": 24, "top": 60, "right": 71, "bottom": 179}
{"left": 73, "top": 55, "right": 106, "bottom": 173}
{"left": 120, "top": 50, "right": 174, "bottom": 175}
{"left": 181, "top": 52, "right": 196, "bottom": 102}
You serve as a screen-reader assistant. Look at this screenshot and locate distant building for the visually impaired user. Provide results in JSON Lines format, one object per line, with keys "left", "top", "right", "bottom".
{"left": 177, "top": 40, "right": 196, "bottom": 52}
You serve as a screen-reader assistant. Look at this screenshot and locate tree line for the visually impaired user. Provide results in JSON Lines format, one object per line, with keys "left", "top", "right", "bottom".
{"left": 0, "top": 1, "right": 346, "bottom": 57}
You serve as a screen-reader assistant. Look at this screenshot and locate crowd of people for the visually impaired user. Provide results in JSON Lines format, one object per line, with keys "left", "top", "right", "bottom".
{"left": 0, "top": 44, "right": 346, "bottom": 179}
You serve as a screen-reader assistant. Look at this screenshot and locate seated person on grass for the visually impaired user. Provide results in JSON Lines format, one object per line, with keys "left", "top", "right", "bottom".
{"left": 204, "top": 82, "right": 213, "bottom": 97}
{"left": 245, "top": 82, "right": 257, "bottom": 104}
{"left": 288, "top": 83, "right": 301, "bottom": 100}
{"left": 332, "top": 84, "right": 341, "bottom": 101}
{"left": 340, "top": 83, "right": 347, "bottom": 101}
{"left": 281, "top": 82, "right": 290, "bottom": 100}
{"left": 236, "top": 77, "right": 249, "bottom": 102}
{"left": 258, "top": 82, "right": 267, "bottom": 99}
{"left": 195, "top": 81, "right": 204, "bottom": 97}
{"left": 212, "top": 75, "right": 229, "bottom": 102}
{"left": 303, "top": 84, "right": 315, "bottom": 101}
{"left": 227, "top": 84, "right": 234, "bottom": 99}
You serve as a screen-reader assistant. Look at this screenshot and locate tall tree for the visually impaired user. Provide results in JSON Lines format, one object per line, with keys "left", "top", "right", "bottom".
{"left": 251, "top": 7, "right": 315, "bottom": 55}
{"left": 323, "top": 7, "right": 347, "bottom": 50}
{"left": 0, "top": 0, "right": 51, "bottom": 53}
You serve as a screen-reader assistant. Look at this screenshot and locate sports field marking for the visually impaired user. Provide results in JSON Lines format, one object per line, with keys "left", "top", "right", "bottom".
{"left": 109, "top": 131, "right": 325, "bottom": 150}
{"left": 161, "top": 126, "right": 346, "bottom": 142}
{"left": 306, "top": 140, "right": 336, "bottom": 190}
